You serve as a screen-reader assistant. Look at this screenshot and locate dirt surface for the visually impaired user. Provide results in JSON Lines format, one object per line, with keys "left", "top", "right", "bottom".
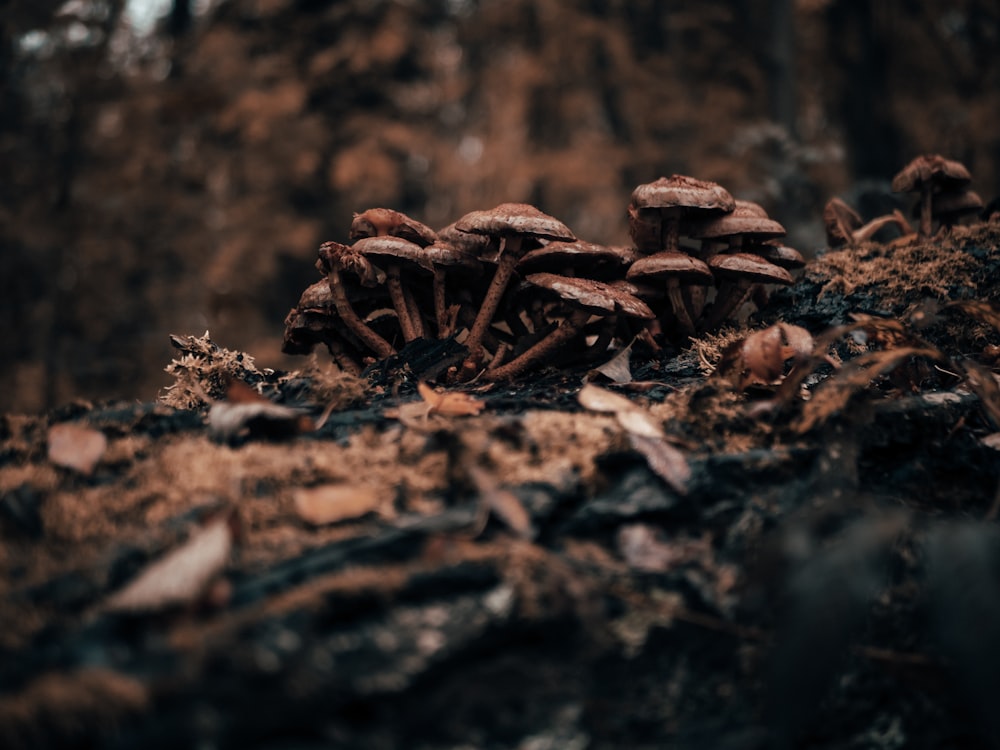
{"left": 3, "top": 224, "right": 1000, "bottom": 748}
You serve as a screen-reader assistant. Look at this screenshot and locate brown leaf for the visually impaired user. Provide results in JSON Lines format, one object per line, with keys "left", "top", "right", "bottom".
{"left": 104, "top": 514, "right": 234, "bottom": 613}
{"left": 962, "top": 361, "right": 1000, "bottom": 429}
{"left": 578, "top": 383, "right": 636, "bottom": 414}
{"left": 417, "top": 382, "right": 485, "bottom": 417}
{"left": 588, "top": 344, "right": 633, "bottom": 384}
{"left": 468, "top": 465, "right": 534, "bottom": 539}
{"left": 47, "top": 423, "right": 108, "bottom": 475}
{"left": 617, "top": 524, "right": 710, "bottom": 572}
{"left": 629, "top": 433, "right": 690, "bottom": 495}
{"left": 795, "top": 346, "right": 944, "bottom": 432}
{"left": 292, "top": 484, "right": 387, "bottom": 525}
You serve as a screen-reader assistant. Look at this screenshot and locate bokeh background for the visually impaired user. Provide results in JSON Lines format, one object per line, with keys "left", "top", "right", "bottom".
{"left": 2, "top": 0, "right": 998, "bottom": 412}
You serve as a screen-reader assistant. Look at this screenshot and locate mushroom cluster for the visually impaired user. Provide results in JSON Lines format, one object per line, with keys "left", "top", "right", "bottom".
{"left": 284, "top": 179, "right": 805, "bottom": 381}
{"left": 823, "top": 154, "right": 985, "bottom": 247}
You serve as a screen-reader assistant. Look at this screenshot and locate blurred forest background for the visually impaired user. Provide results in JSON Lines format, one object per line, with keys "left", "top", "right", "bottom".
{"left": 2, "top": 0, "right": 998, "bottom": 412}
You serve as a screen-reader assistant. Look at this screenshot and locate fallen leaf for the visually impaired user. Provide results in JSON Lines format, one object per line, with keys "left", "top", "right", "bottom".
{"left": 588, "top": 343, "right": 633, "bottom": 384}
{"left": 578, "top": 383, "right": 636, "bottom": 414}
{"left": 614, "top": 407, "right": 666, "bottom": 440}
{"left": 47, "top": 423, "right": 108, "bottom": 475}
{"left": 293, "top": 484, "right": 387, "bottom": 525}
{"left": 617, "top": 524, "right": 710, "bottom": 572}
{"left": 629, "top": 434, "right": 690, "bottom": 495}
{"left": 418, "top": 382, "right": 485, "bottom": 417}
{"left": 105, "top": 514, "right": 235, "bottom": 613}
{"left": 468, "top": 465, "right": 534, "bottom": 539}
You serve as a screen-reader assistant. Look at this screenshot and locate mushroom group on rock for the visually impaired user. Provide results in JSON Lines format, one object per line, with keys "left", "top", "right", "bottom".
{"left": 283, "top": 179, "right": 810, "bottom": 380}
{"left": 891, "top": 154, "right": 974, "bottom": 238}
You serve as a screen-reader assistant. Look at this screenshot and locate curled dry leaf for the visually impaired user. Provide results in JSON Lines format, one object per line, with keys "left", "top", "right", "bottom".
{"left": 104, "top": 513, "right": 235, "bottom": 613}
{"left": 47, "top": 423, "right": 108, "bottom": 475}
{"left": 719, "top": 323, "right": 815, "bottom": 390}
{"left": 961, "top": 360, "right": 1000, "bottom": 429}
{"left": 292, "top": 484, "right": 388, "bottom": 525}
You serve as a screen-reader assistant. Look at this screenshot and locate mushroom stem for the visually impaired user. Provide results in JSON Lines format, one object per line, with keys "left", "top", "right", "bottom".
{"left": 699, "top": 281, "right": 753, "bottom": 332}
{"left": 433, "top": 268, "right": 450, "bottom": 338}
{"left": 852, "top": 212, "right": 914, "bottom": 244}
{"left": 402, "top": 281, "right": 425, "bottom": 339}
{"left": 663, "top": 217, "right": 680, "bottom": 253}
{"left": 485, "top": 308, "right": 590, "bottom": 381}
{"left": 461, "top": 235, "right": 523, "bottom": 367}
{"left": 665, "top": 278, "right": 695, "bottom": 339}
{"left": 326, "top": 271, "right": 396, "bottom": 359}
{"left": 919, "top": 188, "right": 933, "bottom": 238}
{"left": 385, "top": 266, "right": 418, "bottom": 342}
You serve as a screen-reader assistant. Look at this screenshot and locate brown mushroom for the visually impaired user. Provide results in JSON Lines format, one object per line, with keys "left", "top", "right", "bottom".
{"left": 518, "top": 240, "right": 637, "bottom": 280}
{"left": 628, "top": 175, "right": 735, "bottom": 254}
{"left": 485, "top": 273, "right": 653, "bottom": 381}
{"left": 689, "top": 199, "right": 785, "bottom": 254}
{"left": 317, "top": 241, "right": 395, "bottom": 359}
{"left": 421, "top": 240, "right": 482, "bottom": 338}
{"left": 823, "top": 197, "right": 863, "bottom": 248}
{"left": 891, "top": 155, "right": 972, "bottom": 238}
{"left": 746, "top": 242, "right": 805, "bottom": 270}
{"left": 453, "top": 203, "right": 576, "bottom": 371}
{"left": 352, "top": 235, "right": 437, "bottom": 342}
{"left": 626, "top": 251, "right": 713, "bottom": 339}
{"left": 350, "top": 207, "right": 438, "bottom": 247}
{"left": 700, "top": 253, "right": 793, "bottom": 332}
{"left": 915, "top": 188, "right": 984, "bottom": 232}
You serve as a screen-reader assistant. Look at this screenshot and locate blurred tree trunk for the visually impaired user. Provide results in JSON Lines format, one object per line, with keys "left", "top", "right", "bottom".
{"left": 825, "top": 0, "right": 900, "bottom": 178}
{"left": 768, "top": 0, "right": 796, "bottom": 137}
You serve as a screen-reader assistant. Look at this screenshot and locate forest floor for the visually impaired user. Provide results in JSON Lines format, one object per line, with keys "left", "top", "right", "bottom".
{"left": 3, "top": 223, "right": 1000, "bottom": 749}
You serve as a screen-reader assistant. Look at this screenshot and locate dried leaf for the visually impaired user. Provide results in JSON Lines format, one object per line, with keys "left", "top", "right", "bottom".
{"left": 293, "top": 484, "right": 387, "bottom": 525}
{"left": 795, "top": 346, "right": 944, "bottom": 432}
{"left": 417, "top": 382, "right": 485, "bottom": 417}
{"left": 468, "top": 465, "right": 534, "bottom": 539}
{"left": 980, "top": 433, "right": 1000, "bottom": 450}
{"left": 962, "top": 361, "right": 1000, "bottom": 429}
{"left": 47, "top": 423, "right": 108, "bottom": 475}
{"left": 614, "top": 408, "right": 666, "bottom": 439}
{"left": 105, "top": 514, "right": 234, "bottom": 613}
{"left": 577, "top": 383, "right": 638, "bottom": 414}
{"left": 589, "top": 344, "right": 633, "bottom": 384}
{"left": 629, "top": 433, "right": 689, "bottom": 495}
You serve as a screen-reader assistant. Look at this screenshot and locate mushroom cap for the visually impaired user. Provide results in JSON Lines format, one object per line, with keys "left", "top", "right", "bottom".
{"left": 352, "top": 235, "right": 435, "bottom": 273}
{"left": 630, "top": 175, "right": 736, "bottom": 214}
{"left": 626, "top": 251, "right": 714, "bottom": 284}
{"left": 524, "top": 273, "right": 655, "bottom": 319}
{"left": 421, "top": 240, "right": 482, "bottom": 273}
{"left": 891, "top": 154, "right": 972, "bottom": 194}
{"left": 454, "top": 203, "right": 576, "bottom": 243}
{"left": 296, "top": 279, "right": 335, "bottom": 310}
{"left": 318, "top": 241, "right": 386, "bottom": 286}
{"left": 350, "top": 208, "right": 438, "bottom": 247}
{"left": 609, "top": 278, "right": 666, "bottom": 300}
{"left": 919, "top": 188, "right": 984, "bottom": 219}
{"left": 708, "top": 253, "right": 794, "bottom": 285}
{"left": 689, "top": 200, "right": 786, "bottom": 240}
{"left": 746, "top": 243, "right": 806, "bottom": 270}
{"left": 518, "top": 240, "right": 637, "bottom": 273}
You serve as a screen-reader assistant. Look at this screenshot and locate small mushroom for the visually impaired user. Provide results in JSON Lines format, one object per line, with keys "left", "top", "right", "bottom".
{"left": 485, "top": 273, "right": 653, "bottom": 381}
{"left": 915, "top": 188, "right": 984, "bottom": 232}
{"left": 689, "top": 199, "right": 785, "bottom": 254}
{"left": 628, "top": 175, "right": 735, "bottom": 254}
{"left": 421, "top": 240, "right": 482, "bottom": 338}
{"left": 350, "top": 207, "right": 438, "bottom": 248}
{"left": 700, "top": 253, "right": 793, "bottom": 332}
{"left": 891, "top": 155, "right": 972, "bottom": 238}
{"left": 352, "top": 235, "right": 436, "bottom": 342}
{"left": 453, "top": 203, "right": 576, "bottom": 371}
{"left": 518, "top": 240, "right": 637, "bottom": 281}
{"left": 745, "top": 242, "right": 805, "bottom": 271}
{"left": 823, "top": 197, "right": 863, "bottom": 248}
{"left": 626, "top": 251, "right": 713, "bottom": 339}
{"left": 318, "top": 241, "right": 395, "bottom": 359}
